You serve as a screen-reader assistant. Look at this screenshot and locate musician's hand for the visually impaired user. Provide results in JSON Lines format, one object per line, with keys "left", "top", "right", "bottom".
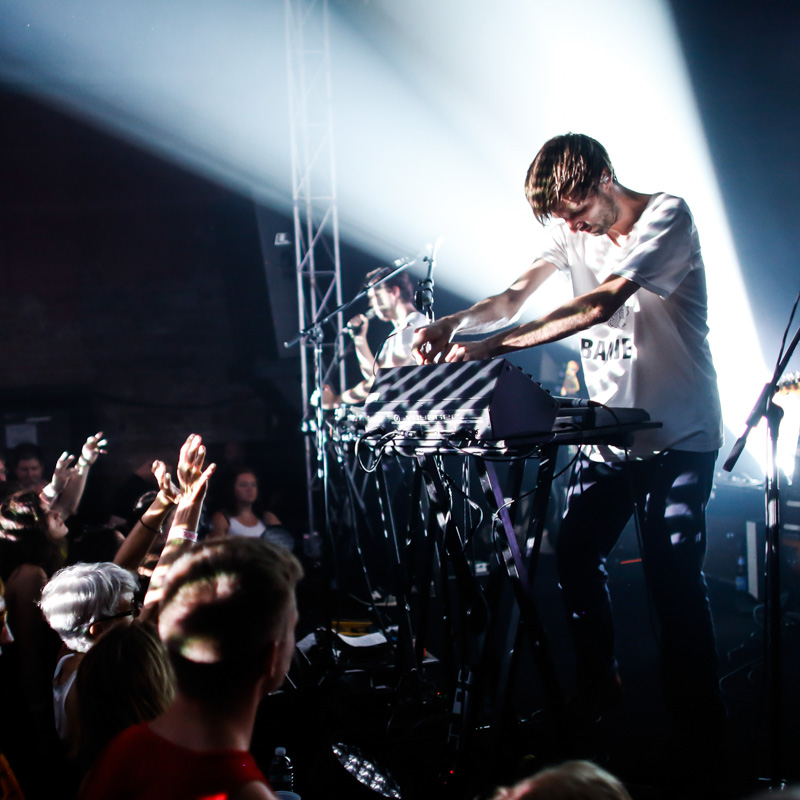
{"left": 442, "top": 339, "right": 493, "bottom": 363}
{"left": 346, "top": 313, "right": 370, "bottom": 340}
{"left": 412, "top": 319, "right": 458, "bottom": 364}
{"left": 321, "top": 384, "right": 340, "bottom": 410}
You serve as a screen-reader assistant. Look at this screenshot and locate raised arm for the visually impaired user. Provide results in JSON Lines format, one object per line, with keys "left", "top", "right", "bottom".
{"left": 141, "top": 434, "right": 215, "bottom": 619}
{"left": 51, "top": 432, "right": 108, "bottom": 518}
{"left": 113, "top": 460, "right": 180, "bottom": 572}
{"left": 412, "top": 259, "right": 558, "bottom": 364}
{"left": 39, "top": 451, "right": 77, "bottom": 510}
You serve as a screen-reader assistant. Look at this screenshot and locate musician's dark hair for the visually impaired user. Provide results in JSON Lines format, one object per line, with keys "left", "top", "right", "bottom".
{"left": 525, "top": 133, "right": 615, "bottom": 224}
{"left": 365, "top": 267, "right": 414, "bottom": 305}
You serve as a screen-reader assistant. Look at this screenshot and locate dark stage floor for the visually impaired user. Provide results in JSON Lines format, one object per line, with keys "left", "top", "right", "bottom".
{"left": 252, "top": 529, "right": 800, "bottom": 800}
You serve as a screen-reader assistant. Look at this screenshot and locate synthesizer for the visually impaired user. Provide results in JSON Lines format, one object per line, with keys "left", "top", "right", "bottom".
{"left": 363, "top": 360, "right": 651, "bottom": 442}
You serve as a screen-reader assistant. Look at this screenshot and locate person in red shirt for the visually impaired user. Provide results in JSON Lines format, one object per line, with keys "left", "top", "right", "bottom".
{"left": 80, "top": 524, "right": 303, "bottom": 799}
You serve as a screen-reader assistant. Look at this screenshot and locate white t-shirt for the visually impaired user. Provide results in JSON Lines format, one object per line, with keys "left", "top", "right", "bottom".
{"left": 53, "top": 652, "right": 78, "bottom": 740}
{"left": 228, "top": 516, "right": 266, "bottom": 538}
{"left": 379, "top": 310, "right": 429, "bottom": 367}
{"left": 537, "top": 192, "right": 723, "bottom": 459}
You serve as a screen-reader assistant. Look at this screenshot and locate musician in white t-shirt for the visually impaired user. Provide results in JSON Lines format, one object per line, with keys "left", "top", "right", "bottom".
{"left": 320, "top": 267, "right": 428, "bottom": 408}
{"left": 413, "top": 134, "right": 725, "bottom": 754}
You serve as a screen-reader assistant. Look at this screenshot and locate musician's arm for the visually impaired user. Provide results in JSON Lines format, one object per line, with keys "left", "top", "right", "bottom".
{"left": 445, "top": 274, "right": 640, "bottom": 361}
{"left": 351, "top": 331, "right": 377, "bottom": 381}
{"left": 320, "top": 379, "right": 372, "bottom": 408}
{"left": 341, "top": 380, "right": 372, "bottom": 405}
{"left": 412, "top": 259, "right": 557, "bottom": 364}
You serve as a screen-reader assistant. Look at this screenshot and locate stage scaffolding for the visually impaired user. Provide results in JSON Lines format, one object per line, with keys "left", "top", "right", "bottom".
{"left": 284, "top": 0, "right": 345, "bottom": 535}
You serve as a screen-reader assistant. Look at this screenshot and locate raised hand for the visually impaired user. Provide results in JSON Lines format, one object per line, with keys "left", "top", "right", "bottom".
{"left": 176, "top": 433, "right": 216, "bottom": 503}
{"left": 79, "top": 432, "right": 108, "bottom": 470}
{"left": 151, "top": 460, "right": 181, "bottom": 505}
{"left": 50, "top": 451, "right": 77, "bottom": 494}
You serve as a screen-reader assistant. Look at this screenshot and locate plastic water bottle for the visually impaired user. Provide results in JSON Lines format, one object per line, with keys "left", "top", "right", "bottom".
{"left": 269, "top": 746, "right": 294, "bottom": 792}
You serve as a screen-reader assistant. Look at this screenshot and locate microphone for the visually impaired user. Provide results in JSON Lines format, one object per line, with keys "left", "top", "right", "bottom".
{"left": 345, "top": 307, "right": 377, "bottom": 332}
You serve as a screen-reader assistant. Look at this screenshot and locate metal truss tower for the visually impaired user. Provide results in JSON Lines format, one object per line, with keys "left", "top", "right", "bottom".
{"left": 284, "top": 0, "right": 344, "bottom": 535}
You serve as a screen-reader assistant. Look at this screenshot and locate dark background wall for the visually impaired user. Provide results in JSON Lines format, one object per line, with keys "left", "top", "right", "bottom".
{"left": 0, "top": 88, "right": 308, "bottom": 527}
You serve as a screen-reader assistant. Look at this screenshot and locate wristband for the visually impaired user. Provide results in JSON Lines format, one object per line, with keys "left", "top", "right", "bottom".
{"left": 169, "top": 528, "right": 198, "bottom": 542}
{"left": 42, "top": 483, "right": 58, "bottom": 500}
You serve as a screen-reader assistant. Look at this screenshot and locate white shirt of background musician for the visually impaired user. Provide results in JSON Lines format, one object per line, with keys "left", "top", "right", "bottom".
{"left": 538, "top": 192, "right": 723, "bottom": 460}
{"left": 379, "top": 310, "right": 429, "bottom": 368}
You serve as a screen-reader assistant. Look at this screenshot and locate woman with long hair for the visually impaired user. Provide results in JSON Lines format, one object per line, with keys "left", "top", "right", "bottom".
{"left": 0, "top": 489, "right": 71, "bottom": 794}
{"left": 75, "top": 621, "right": 175, "bottom": 772}
{"left": 208, "top": 467, "right": 293, "bottom": 550}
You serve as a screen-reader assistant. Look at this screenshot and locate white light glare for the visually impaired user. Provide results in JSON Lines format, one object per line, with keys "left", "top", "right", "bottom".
{"left": 0, "top": 0, "right": 769, "bottom": 473}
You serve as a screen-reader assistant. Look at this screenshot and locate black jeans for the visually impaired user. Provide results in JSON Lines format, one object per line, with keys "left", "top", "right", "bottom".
{"left": 555, "top": 449, "right": 725, "bottom": 728}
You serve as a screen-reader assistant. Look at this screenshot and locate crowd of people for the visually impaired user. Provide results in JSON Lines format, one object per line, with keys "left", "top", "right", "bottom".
{"left": 0, "top": 432, "right": 303, "bottom": 799}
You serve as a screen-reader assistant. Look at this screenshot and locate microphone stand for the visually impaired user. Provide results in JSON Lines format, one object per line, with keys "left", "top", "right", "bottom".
{"left": 723, "top": 301, "right": 800, "bottom": 789}
{"left": 282, "top": 256, "right": 418, "bottom": 663}
{"left": 414, "top": 239, "right": 441, "bottom": 322}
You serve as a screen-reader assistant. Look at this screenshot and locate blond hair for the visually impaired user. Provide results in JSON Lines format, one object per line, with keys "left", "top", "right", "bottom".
{"left": 491, "top": 760, "right": 632, "bottom": 800}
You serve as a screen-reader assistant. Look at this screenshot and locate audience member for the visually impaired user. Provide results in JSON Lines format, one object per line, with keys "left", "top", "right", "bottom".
{"left": 0, "top": 576, "right": 27, "bottom": 800}
{"left": 39, "top": 562, "right": 141, "bottom": 752}
{"left": 12, "top": 432, "right": 107, "bottom": 520}
{"left": 208, "top": 466, "right": 293, "bottom": 551}
{"left": 79, "top": 535, "right": 303, "bottom": 800}
{"left": 0, "top": 577, "right": 15, "bottom": 657}
{"left": 38, "top": 436, "right": 206, "bottom": 758}
{"left": 75, "top": 621, "right": 175, "bottom": 771}
{"left": 490, "top": 760, "right": 632, "bottom": 800}
{"left": 107, "top": 456, "right": 168, "bottom": 532}
{"left": 0, "top": 489, "right": 70, "bottom": 796}
{"left": 10, "top": 442, "right": 47, "bottom": 490}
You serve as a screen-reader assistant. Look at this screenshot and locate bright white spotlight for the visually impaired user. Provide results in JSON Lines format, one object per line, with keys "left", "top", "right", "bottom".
{"left": 0, "top": 0, "right": 768, "bottom": 471}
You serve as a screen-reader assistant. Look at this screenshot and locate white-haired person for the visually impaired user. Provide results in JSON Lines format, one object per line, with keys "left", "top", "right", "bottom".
{"left": 39, "top": 562, "right": 142, "bottom": 751}
{"left": 38, "top": 434, "right": 215, "bottom": 759}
